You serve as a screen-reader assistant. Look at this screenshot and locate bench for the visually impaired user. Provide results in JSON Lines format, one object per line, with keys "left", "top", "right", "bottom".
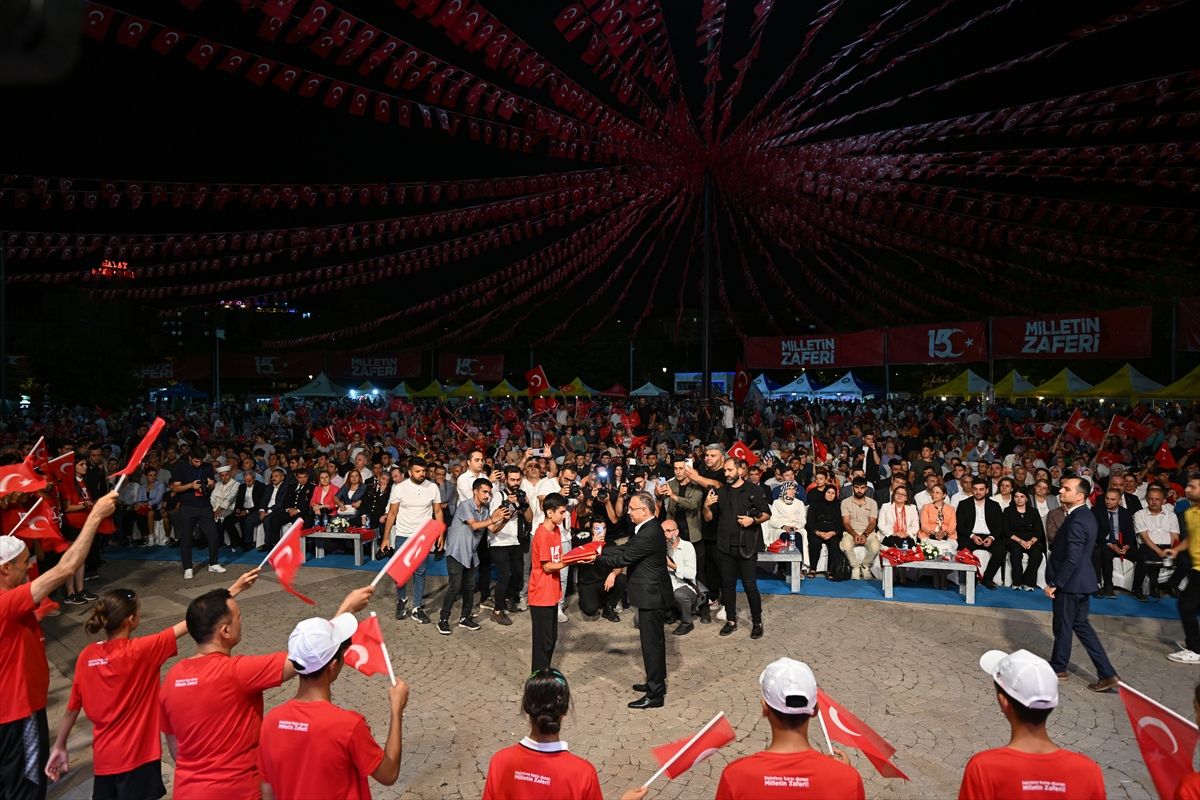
{"left": 301, "top": 527, "right": 377, "bottom": 566}
{"left": 758, "top": 551, "right": 806, "bottom": 594}
{"left": 881, "top": 559, "right": 978, "bottom": 604}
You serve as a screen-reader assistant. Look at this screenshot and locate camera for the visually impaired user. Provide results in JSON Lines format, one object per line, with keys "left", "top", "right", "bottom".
{"left": 596, "top": 486, "right": 610, "bottom": 503}
{"left": 628, "top": 465, "right": 645, "bottom": 480}
{"left": 509, "top": 488, "right": 529, "bottom": 511}
{"left": 567, "top": 483, "right": 583, "bottom": 500}
{"left": 747, "top": 505, "right": 760, "bottom": 518}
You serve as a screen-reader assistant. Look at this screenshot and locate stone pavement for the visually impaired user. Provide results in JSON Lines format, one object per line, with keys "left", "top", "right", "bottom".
{"left": 41, "top": 560, "right": 1197, "bottom": 799}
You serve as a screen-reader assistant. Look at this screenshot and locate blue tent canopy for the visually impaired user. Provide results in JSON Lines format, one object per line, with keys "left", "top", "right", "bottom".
{"left": 154, "top": 382, "right": 208, "bottom": 399}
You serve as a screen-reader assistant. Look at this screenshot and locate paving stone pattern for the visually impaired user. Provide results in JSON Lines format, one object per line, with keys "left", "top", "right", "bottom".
{"left": 41, "top": 560, "right": 1197, "bottom": 799}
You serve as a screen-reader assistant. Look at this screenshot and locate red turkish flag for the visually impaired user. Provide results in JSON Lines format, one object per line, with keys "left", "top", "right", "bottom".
{"left": 818, "top": 689, "right": 909, "bottom": 779}
{"left": 1143, "top": 412, "right": 1166, "bottom": 431}
{"left": 23, "top": 437, "right": 48, "bottom": 471}
{"left": 45, "top": 453, "right": 73, "bottom": 486}
{"left": 344, "top": 613, "right": 390, "bottom": 678}
{"left": 313, "top": 427, "right": 336, "bottom": 448}
{"left": 0, "top": 462, "right": 48, "bottom": 499}
{"left": 1034, "top": 422, "right": 1055, "bottom": 439}
{"left": 628, "top": 435, "right": 650, "bottom": 453}
{"left": 1096, "top": 451, "right": 1122, "bottom": 468}
{"left": 186, "top": 40, "right": 221, "bottom": 69}
{"left": 82, "top": 4, "right": 114, "bottom": 40}
{"left": 1119, "top": 683, "right": 1198, "bottom": 800}
{"left": 651, "top": 712, "right": 736, "bottom": 780}
{"left": 265, "top": 520, "right": 314, "bottom": 604}
{"left": 621, "top": 411, "right": 641, "bottom": 430}
{"left": 727, "top": 440, "right": 758, "bottom": 467}
{"left": 8, "top": 498, "right": 68, "bottom": 554}
{"left": 561, "top": 540, "right": 603, "bottom": 565}
{"left": 732, "top": 360, "right": 751, "bottom": 406}
{"left": 813, "top": 437, "right": 829, "bottom": 464}
{"left": 502, "top": 408, "right": 519, "bottom": 422}
{"left": 1064, "top": 409, "right": 1104, "bottom": 446}
{"left": 598, "top": 425, "right": 612, "bottom": 440}
{"left": 1155, "top": 441, "right": 1177, "bottom": 469}
{"left": 378, "top": 519, "right": 445, "bottom": 588}
{"left": 115, "top": 16, "right": 151, "bottom": 48}
{"left": 1108, "top": 415, "right": 1152, "bottom": 443}
{"left": 110, "top": 417, "right": 165, "bottom": 478}
{"left": 525, "top": 365, "right": 550, "bottom": 395}
{"left": 533, "top": 398, "right": 548, "bottom": 415}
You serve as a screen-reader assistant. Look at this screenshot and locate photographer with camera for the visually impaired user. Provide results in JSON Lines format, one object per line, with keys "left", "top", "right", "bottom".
{"left": 656, "top": 459, "right": 708, "bottom": 622}
{"left": 488, "top": 465, "right": 533, "bottom": 626}
{"left": 703, "top": 457, "right": 771, "bottom": 639}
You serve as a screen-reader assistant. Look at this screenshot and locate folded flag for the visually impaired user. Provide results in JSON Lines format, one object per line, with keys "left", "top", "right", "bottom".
{"left": 561, "top": 541, "right": 603, "bottom": 565}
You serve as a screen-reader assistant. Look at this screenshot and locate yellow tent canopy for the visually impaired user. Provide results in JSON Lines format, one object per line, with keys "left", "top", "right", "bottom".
{"left": 488, "top": 380, "right": 523, "bottom": 397}
{"left": 448, "top": 381, "right": 486, "bottom": 398}
{"left": 1076, "top": 364, "right": 1163, "bottom": 401}
{"left": 412, "top": 381, "right": 447, "bottom": 398}
{"left": 1148, "top": 364, "right": 1200, "bottom": 400}
{"left": 1017, "top": 369, "right": 1092, "bottom": 399}
{"left": 994, "top": 370, "right": 1035, "bottom": 401}
{"left": 923, "top": 370, "right": 992, "bottom": 398}
{"left": 558, "top": 377, "right": 598, "bottom": 397}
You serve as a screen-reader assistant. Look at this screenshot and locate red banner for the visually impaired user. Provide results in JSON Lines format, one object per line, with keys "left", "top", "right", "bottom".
{"left": 744, "top": 331, "right": 884, "bottom": 369}
{"left": 991, "top": 307, "right": 1152, "bottom": 359}
{"left": 438, "top": 353, "right": 505, "bottom": 382}
{"left": 327, "top": 351, "right": 421, "bottom": 381}
{"left": 887, "top": 322, "right": 988, "bottom": 365}
{"left": 1180, "top": 298, "right": 1200, "bottom": 352}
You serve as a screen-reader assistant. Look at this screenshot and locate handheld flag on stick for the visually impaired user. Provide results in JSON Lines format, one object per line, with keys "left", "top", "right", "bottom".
{"left": 8, "top": 498, "right": 68, "bottom": 554}
{"left": 645, "top": 712, "right": 736, "bottom": 787}
{"left": 109, "top": 417, "right": 166, "bottom": 491}
{"left": 817, "top": 689, "right": 909, "bottom": 779}
{"left": 260, "top": 519, "right": 314, "bottom": 604}
{"left": 371, "top": 518, "right": 445, "bottom": 588}
{"left": 44, "top": 453, "right": 73, "bottom": 486}
{"left": 1119, "top": 682, "right": 1199, "bottom": 800}
{"left": 345, "top": 612, "right": 397, "bottom": 685}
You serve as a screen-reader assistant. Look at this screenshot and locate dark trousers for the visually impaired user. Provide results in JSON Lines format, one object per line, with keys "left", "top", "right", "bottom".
{"left": 1169, "top": 550, "right": 1192, "bottom": 593}
{"left": 1050, "top": 591, "right": 1116, "bottom": 679}
{"left": 476, "top": 536, "right": 493, "bottom": 601}
{"left": 637, "top": 606, "right": 667, "bottom": 699}
{"left": 0, "top": 709, "right": 48, "bottom": 800}
{"left": 808, "top": 531, "right": 841, "bottom": 571}
{"left": 717, "top": 547, "right": 762, "bottom": 624}
{"left": 968, "top": 538, "right": 1006, "bottom": 583}
{"left": 217, "top": 514, "right": 241, "bottom": 547}
{"left": 1180, "top": 570, "right": 1200, "bottom": 652}
{"left": 530, "top": 605, "right": 558, "bottom": 671}
{"left": 1093, "top": 544, "right": 1146, "bottom": 592}
{"left": 696, "top": 538, "right": 720, "bottom": 602}
{"left": 178, "top": 506, "right": 219, "bottom": 571}
{"left": 261, "top": 510, "right": 287, "bottom": 546}
{"left": 577, "top": 574, "right": 629, "bottom": 616}
{"left": 1007, "top": 541, "right": 1045, "bottom": 587}
{"left": 491, "top": 545, "right": 524, "bottom": 608}
{"left": 441, "top": 556, "right": 477, "bottom": 622}
{"left": 673, "top": 586, "right": 699, "bottom": 624}
{"left": 238, "top": 513, "right": 258, "bottom": 547}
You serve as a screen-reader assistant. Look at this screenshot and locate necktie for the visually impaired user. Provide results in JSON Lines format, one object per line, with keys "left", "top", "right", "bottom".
{"left": 1111, "top": 512, "right": 1121, "bottom": 545}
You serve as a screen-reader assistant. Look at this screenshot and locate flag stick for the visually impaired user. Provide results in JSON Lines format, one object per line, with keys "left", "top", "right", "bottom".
{"left": 6, "top": 497, "right": 43, "bottom": 537}
{"left": 112, "top": 474, "right": 127, "bottom": 494}
{"left": 369, "top": 612, "right": 397, "bottom": 686}
{"left": 818, "top": 708, "right": 835, "bottom": 756}
{"left": 643, "top": 711, "right": 724, "bottom": 788}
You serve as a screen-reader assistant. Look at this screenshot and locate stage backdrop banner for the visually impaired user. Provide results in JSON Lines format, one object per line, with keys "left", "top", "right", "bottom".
{"left": 887, "top": 322, "right": 988, "bottom": 365}
{"left": 1179, "top": 299, "right": 1200, "bottom": 352}
{"left": 991, "top": 307, "right": 1152, "bottom": 359}
{"left": 327, "top": 351, "right": 422, "bottom": 381}
{"left": 438, "top": 353, "right": 505, "bottom": 382}
{"left": 745, "top": 331, "right": 885, "bottom": 369}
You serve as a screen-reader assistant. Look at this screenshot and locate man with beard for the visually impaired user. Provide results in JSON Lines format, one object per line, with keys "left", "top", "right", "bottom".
{"left": 383, "top": 457, "right": 445, "bottom": 624}
{"left": 839, "top": 477, "right": 879, "bottom": 581}
{"left": 487, "top": 465, "right": 533, "bottom": 625}
{"left": 702, "top": 458, "right": 771, "bottom": 638}
{"left": 686, "top": 443, "right": 727, "bottom": 622}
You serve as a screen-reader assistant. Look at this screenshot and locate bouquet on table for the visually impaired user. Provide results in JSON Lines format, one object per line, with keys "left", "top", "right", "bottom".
{"left": 326, "top": 517, "right": 350, "bottom": 532}
{"left": 918, "top": 541, "right": 946, "bottom": 561}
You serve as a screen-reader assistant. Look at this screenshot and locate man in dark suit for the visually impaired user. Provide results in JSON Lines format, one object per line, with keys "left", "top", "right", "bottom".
{"left": 595, "top": 491, "right": 674, "bottom": 710}
{"left": 957, "top": 478, "right": 1006, "bottom": 589}
{"left": 1045, "top": 476, "right": 1120, "bottom": 692}
{"left": 255, "top": 468, "right": 290, "bottom": 552}
{"left": 1091, "top": 487, "right": 1143, "bottom": 601}
{"left": 233, "top": 470, "right": 266, "bottom": 549}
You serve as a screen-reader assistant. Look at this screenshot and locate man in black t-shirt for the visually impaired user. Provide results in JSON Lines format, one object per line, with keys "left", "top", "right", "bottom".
{"left": 170, "top": 453, "right": 222, "bottom": 579}
{"left": 686, "top": 443, "right": 726, "bottom": 623}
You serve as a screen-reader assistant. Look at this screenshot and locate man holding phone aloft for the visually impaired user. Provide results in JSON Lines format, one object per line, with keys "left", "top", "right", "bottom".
{"left": 703, "top": 458, "right": 771, "bottom": 639}
{"left": 572, "top": 516, "right": 627, "bottom": 622}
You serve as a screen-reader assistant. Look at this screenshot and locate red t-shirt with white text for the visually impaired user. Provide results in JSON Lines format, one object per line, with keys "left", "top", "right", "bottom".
{"left": 68, "top": 627, "right": 178, "bottom": 774}
{"left": 958, "top": 747, "right": 1105, "bottom": 799}
{"left": 528, "top": 523, "right": 562, "bottom": 607}
{"left": 716, "top": 750, "right": 865, "bottom": 800}
{"left": 483, "top": 741, "right": 602, "bottom": 800}
{"left": 0, "top": 583, "right": 49, "bottom": 724}
{"left": 159, "top": 651, "right": 287, "bottom": 799}
{"left": 258, "top": 699, "right": 384, "bottom": 800}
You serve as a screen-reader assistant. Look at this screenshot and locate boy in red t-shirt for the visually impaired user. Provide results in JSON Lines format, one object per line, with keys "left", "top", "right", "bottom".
{"left": 959, "top": 649, "right": 1105, "bottom": 800}
{"left": 716, "top": 658, "right": 864, "bottom": 799}
{"left": 529, "top": 494, "right": 588, "bottom": 672}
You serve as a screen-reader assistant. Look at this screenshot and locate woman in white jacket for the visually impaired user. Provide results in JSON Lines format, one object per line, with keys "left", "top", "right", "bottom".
{"left": 878, "top": 486, "right": 920, "bottom": 586}
{"left": 767, "top": 482, "right": 807, "bottom": 547}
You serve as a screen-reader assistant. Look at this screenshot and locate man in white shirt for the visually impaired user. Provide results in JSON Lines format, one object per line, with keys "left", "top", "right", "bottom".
{"left": 486, "top": 465, "right": 533, "bottom": 625}
{"left": 1133, "top": 486, "right": 1180, "bottom": 600}
{"left": 913, "top": 473, "right": 941, "bottom": 511}
{"left": 664, "top": 519, "right": 698, "bottom": 636}
{"left": 210, "top": 465, "right": 240, "bottom": 548}
{"left": 384, "top": 457, "right": 444, "bottom": 624}
{"left": 536, "top": 463, "right": 579, "bottom": 622}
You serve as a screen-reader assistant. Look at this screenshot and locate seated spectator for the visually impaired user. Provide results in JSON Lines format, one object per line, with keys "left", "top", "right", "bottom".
{"left": 1004, "top": 488, "right": 1046, "bottom": 592}
{"left": 879, "top": 486, "right": 919, "bottom": 586}
{"left": 839, "top": 477, "right": 879, "bottom": 581}
{"left": 335, "top": 469, "right": 368, "bottom": 526}
{"left": 913, "top": 473, "right": 940, "bottom": 511}
{"left": 959, "top": 478, "right": 1007, "bottom": 590}
{"left": 767, "top": 482, "right": 806, "bottom": 550}
{"left": 919, "top": 484, "right": 957, "bottom": 590}
{"left": 1134, "top": 486, "right": 1179, "bottom": 600}
{"left": 1090, "top": 486, "right": 1140, "bottom": 601}
{"left": 663, "top": 519, "right": 699, "bottom": 636}
{"left": 806, "top": 484, "right": 843, "bottom": 580}
{"left": 992, "top": 477, "right": 1016, "bottom": 511}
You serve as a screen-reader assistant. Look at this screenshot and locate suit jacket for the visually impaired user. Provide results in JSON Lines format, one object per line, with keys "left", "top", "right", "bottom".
{"left": 956, "top": 497, "right": 1004, "bottom": 541}
{"left": 285, "top": 482, "right": 315, "bottom": 513}
{"left": 1123, "top": 492, "right": 1143, "bottom": 515}
{"left": 1046, "top": 506, "right": 1099, "bottom": 593}
{"left": 1091, "top": 504, "right": 1138, "bottom": 550}
{"left": 234, "top": 482, "right": 266, "bottom": 514}
{"left": 596, "top": 518, "right": 673, "bottom": 609}
{"left": 256, "top": 482, "right": 288, "bottom": 516}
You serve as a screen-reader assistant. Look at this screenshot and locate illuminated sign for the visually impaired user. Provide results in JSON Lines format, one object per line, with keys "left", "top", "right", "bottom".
{"left": 91, "top": 259, "right": 135, "bottom": 278}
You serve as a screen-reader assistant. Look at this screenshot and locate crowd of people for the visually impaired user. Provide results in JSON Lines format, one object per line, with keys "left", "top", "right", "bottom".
{"left": 3, "top": 388, "right": 1200, "bottom": 797}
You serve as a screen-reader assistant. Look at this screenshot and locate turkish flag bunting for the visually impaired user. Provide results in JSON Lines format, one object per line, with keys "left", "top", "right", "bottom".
{"left": 732, "top": 360, "right": 751, "bottom": 406}
{"left": 1064, "top": 409, "right": 1104, "bottom": 446}
{"left": 728, "top": 441, "right": 758, "bottom": 467}
{"left": 1155, "top": 441, "right": 1177, "bottom": 469}
{"left": 651, "top": 712, "right": 736, "bottom": 780}
{"left": 23, "top": 437, "right": 48, "bottom": 471}
{"left": 313, "top": 427, "right": 336, "bottom": 448}
{"left": 1119, "top": 683, "right": 1198, "bottom": 800}
{"left": 264, "top": 520, "right": 314, "bottom": 604}
{"left": 45, "top": 453, "right": 73, "bottom": 486}
{"left": 110, "top": 417, "right": 165, "bottom": 478}
{"left": 1108, "top": 415, "right": 1152, "bottom": 443}
{"left": 561, "top": 540, "right": 603, "bottom": 565}
{"left": 525, "top": 365, "right": 550, "bottom": 395}
{"left": 344, "top": 613, "right": 390, "bottom": 678}
{"left": 1096, "top": 451, "right": 1122, "bottom": 468}
{"left": 8, "top": 498, "right": 68, "bottom": 554}
{"left": 0, "top": 462, "right": 48, "bottom": 499}
{"left": 376, "top": 518, "right": 445, "bottom": 588}
{"left": 818, "top": 689, "right": 909, "bottom": 779}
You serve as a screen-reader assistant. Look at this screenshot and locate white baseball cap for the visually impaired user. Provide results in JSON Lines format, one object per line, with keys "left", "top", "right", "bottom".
{"left": 979, "top": 649, "right": 1059, "bottom": 710}
{"left": 0, "top": 535, "right": 26, "bottom": 566}
{"left": 287, "top": 613, "right": 358, "bottom": 674}
{"left": 760, "top": 657, "right": 818, "bottom": 716}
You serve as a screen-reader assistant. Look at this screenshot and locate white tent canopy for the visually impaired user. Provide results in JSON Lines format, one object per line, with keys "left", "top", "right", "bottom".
{"left": 285, "top": 372, "right": 346, "bottom": 398}
{"left": 814, "top": 372, "right": 882, "bottom": 399}
{"left": 774, "top": 373, "right": 824, "bottom": 397}
{"left": 630, "top": 382, "right": 669, "bottom": 397}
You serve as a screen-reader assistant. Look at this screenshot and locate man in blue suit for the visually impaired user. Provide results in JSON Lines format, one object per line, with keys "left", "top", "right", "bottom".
{"left": 1045, "top": 476, "right": 1120, "bottom": 692}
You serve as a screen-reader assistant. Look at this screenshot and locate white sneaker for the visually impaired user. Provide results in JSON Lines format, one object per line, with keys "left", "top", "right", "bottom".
{"left": 518, "top": 597, "right": 529, "bottom": 612}
{"left": 851, "top": 566, "right": 861, "bottom": 580}
{"left": 183, "top": 569, "right": 194, "bottom": 580}
{"left": 708, "top": 599, "right": 721, "bottom": 609}
{"left": 716, "top": 607, "right": 727, "bottom": 621}
{"left": 1169, "top": 649, "right": 1200, "bottom": 664}
{"left": 557, "top": 608, "right": 568, "bottom": 624}
{"left": 208, "top": 564, "right": 227, "bottom": 573}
